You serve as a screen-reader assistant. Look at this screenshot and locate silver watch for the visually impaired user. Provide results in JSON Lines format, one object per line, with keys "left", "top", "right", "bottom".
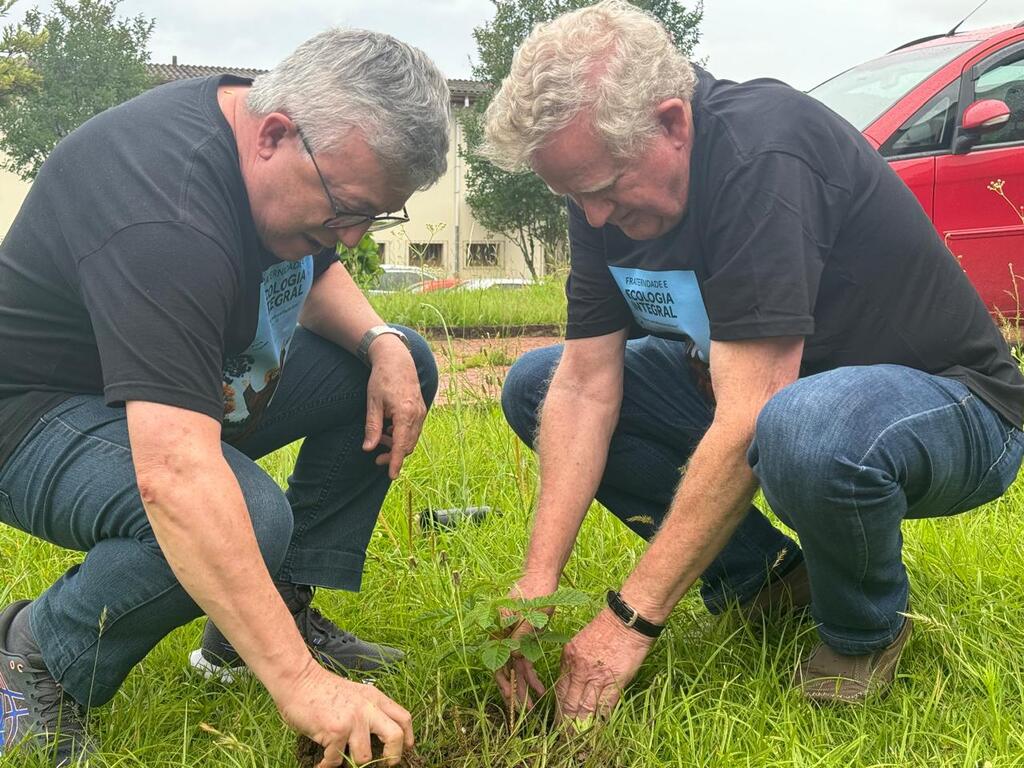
{"left": 356, "top": 325, "right": 410, "bottom": 368}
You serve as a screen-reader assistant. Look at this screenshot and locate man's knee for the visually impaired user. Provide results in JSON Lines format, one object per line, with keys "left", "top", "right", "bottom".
{"left": 501, "top": 345, "right": 562, "bottom": 447}
{"left": 395, "top": 326, "right": 438, "bottom": 408}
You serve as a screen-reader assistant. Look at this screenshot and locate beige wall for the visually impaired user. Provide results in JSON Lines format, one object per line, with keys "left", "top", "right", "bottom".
{"left": 373, "top": 104, "right": 544, "bottom": 279}
{"left": 0, "top": 152, "right": 31, "bottom": 239}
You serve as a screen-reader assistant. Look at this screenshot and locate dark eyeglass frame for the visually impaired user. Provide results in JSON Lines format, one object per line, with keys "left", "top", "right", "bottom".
{"left": 296, "top": 125, "right": 410, "bottom": 232}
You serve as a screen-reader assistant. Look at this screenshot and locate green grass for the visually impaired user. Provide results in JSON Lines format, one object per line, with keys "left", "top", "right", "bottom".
{"left": 4, "top": 393, "right": 1024, "bottom": 766}
{"left": 368, "top": 278, "right": 568, "bottom": 332}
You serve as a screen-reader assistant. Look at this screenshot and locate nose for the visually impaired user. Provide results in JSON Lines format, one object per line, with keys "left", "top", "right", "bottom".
{"left": 335, "top": 222, "right": 373, "bottom": 249}
{"left": 580, "top": 196, "right": 614, "bottom": 229}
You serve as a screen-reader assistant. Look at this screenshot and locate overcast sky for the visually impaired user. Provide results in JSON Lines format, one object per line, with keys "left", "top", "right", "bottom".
{"left": 18, "top": 0, "right": 1024, "bottom": 90}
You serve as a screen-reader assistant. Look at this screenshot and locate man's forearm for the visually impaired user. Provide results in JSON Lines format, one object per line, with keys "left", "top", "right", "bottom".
{"left": 299, "top": 261, "right": 386, "bottom": 352}
{"left": 137, "top": 456, "right": 311, "bottom": 697}
{"left": 618, "top": 421, "right": 758, "bottom": 623}
{"left": 522, "top": 372, "right": 621, "bottom": 585}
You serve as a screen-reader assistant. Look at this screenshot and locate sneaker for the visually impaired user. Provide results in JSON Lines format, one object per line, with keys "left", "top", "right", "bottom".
{"left": 793, "top": 615, "right": 913, "bottom": 703}
{"left": 189, "top": 584, "right": 404, "bottom": 682}
{"left": 0, "top": 600, "right": 95, "bottom": 766}
{"left": 737, "top": 558, "right": 812, "bottom": 622}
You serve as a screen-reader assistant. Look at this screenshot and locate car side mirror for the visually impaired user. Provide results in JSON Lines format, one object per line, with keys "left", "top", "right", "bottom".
{"left": 954, "top": 99, "right": 1012, "bottom": 155}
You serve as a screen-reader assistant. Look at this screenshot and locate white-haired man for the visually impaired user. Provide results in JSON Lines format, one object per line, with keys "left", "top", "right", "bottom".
{"left": 486, "top": 0, "right": 1024, "bottom": 719}
{"left": 0, "top": 28, "right": 448, "bottom": 766}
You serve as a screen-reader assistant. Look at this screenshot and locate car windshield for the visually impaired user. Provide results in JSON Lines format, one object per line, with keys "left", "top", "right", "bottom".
{"left": 808, "top": 40, "right": 976, "bottom": 130}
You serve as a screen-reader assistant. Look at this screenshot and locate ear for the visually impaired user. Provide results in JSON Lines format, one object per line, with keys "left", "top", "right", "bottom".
{"left": 655, "top": 98, "right": 691, "bottom": 149}
{"left": 255, "top": 112, "right": 295, "bottom": 160}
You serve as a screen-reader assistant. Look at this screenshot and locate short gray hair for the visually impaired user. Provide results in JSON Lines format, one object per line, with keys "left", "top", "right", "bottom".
{"left": 248, "top": 28, "right": 450, "bottom": 192}
{"left": 482, "top": 0, "right": 695, "bottom": 171}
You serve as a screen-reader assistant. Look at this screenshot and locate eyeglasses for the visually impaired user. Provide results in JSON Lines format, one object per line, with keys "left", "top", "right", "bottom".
{"left": 296, "top": 125, "right": 410, "bottom": 232}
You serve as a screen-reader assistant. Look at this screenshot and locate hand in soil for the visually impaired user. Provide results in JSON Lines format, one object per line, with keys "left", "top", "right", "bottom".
{"left": 277, "top": 664, "right": 413, "bottom": 767}
{"left": 494, "top": 578, "right": 554, "bottom": 713}
{"left": 554, "top": 606, "right": 654, "bottom": 722}
{"left": 296, "top": 735, "right": 424, "bottom": 768}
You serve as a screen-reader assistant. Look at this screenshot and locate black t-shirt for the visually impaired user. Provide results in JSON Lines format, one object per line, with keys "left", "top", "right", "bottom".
{"left": 0, "top": 75, "right": 336, "bottom": 468}
{"left": 566, "top": 68, "right": 1024, "bottom": 427}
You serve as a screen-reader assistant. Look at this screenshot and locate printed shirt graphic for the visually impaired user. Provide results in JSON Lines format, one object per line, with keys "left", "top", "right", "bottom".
{"left": 221, "top": 256, "right": 314, "bottom": 440}
{"left": 607, "top": 266, "right": 711, "bottom": 362}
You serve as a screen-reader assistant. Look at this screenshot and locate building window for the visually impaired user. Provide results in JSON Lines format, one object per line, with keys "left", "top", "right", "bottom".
{"left": 376, "top": 242, "right": 386, "bottom": 262}
{"left": 467, "top": 242, "right": 501, "bottom": 267}
{"left": 409, "top": 242, "right": 443, "bottom": 267}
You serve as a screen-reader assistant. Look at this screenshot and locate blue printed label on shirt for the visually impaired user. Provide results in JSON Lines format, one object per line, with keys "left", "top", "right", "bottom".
{"left": 222, "top": 256, "right": 314, "bottom": 437}
{"left": 607, "top": 266, "right": 710, "bottom": 361}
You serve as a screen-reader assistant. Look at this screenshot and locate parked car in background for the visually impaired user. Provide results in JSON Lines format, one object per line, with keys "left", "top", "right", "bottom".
{"left": 366, "top": 264, "right": 437, "bottom": 295}
{"left": 809, "top": 21, "right": 1024, "bottom": 318}
{"left": 409, "top": 277, "right": 536, "bottom": 293}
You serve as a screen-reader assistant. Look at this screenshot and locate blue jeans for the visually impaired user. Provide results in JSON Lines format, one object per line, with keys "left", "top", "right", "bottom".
{"left": 502, "top": 337, "right": 1024, "bottom": 654}
{"left": 0, "top": 325, "right": 437, "bottom": 707}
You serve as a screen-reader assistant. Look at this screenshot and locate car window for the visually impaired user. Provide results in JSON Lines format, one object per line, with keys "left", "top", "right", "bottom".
{"left": 880, "top": 80, "right": 960, "bottom": 158}
{"left": 809, "top": 41, "right": 975, "bottom": 130}
{"left": 974, "top": 49, "right": 1024, "bottom": 147}
{"left": 377, "top": 269, "right": 428, "bottom": 291}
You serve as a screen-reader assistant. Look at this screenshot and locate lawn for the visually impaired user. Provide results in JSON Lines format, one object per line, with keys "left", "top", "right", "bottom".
{"left": 4, "top": 382, "right": 1024, "bottom": 766}
{"left": 368, "top": 278, "right": 568, "bottom": 332}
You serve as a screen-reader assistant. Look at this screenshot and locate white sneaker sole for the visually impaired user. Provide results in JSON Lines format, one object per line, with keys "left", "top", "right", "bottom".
{"left": 188, "top": 649, "right": 250, "bottom": 684}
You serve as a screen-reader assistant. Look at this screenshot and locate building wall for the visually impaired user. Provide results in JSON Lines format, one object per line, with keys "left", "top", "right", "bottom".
{"left": 373, "top": 105, "right": 543, "bottom": 279}
{"left": 0, "top": 152, "right": 31, "bottom": 239}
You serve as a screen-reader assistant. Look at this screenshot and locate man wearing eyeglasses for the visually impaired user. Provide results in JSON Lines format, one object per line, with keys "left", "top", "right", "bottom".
{"left": 0, "top": 28, "right": 447, "bottom": 767}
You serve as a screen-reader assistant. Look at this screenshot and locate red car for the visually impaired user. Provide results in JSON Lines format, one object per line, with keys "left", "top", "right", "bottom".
{"left": 809, "top": 22, "right": 1024, "bottom": 319}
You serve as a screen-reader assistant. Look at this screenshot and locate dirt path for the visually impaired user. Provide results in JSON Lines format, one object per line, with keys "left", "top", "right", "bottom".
{"left": 428, "top": 335, "right": 561, "bottom": 404}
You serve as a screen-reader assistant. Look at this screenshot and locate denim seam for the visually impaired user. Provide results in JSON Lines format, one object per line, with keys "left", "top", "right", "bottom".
{"left": 45, "top": 579, "right": 185, "bottom": 700}
{"left": 281, "top": 429, "right": 357, "bottom": 579}
{"left": 242, "top": 391, "right": 362, "bottom": 435}
{"left": 846, "top": 396, "right": 971, "bottom": 637}
{"left": 51, "top": 416, "right": 132, "bottom": 454}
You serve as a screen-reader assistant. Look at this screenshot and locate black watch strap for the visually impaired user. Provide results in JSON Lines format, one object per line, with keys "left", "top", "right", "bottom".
{"left": 605, "top": 590, "right": 665, "bottom": 639}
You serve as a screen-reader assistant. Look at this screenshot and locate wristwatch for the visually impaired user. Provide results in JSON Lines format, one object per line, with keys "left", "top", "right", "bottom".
{"left": 605, "top": 590, "right": 665, "bottom": 639}
{"left": 356, "top": 325, "right": 410, "bottom": 368}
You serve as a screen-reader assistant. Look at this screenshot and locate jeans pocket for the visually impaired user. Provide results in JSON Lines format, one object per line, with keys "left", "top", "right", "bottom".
{"left": 0, "top": 488, "right": 26, "bottom": 530}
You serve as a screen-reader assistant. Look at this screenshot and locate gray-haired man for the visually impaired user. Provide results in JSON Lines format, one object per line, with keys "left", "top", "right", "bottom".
{"left": 486, "top": 0, "right": 1024, "bottom": 722}
{"left": 0, "top": 28, "right": 448, "bottom": 766}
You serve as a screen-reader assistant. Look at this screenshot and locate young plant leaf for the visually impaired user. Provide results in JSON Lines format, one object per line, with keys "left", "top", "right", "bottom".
{"left": 518, "top": 633, "right": 544, "bottom": 663}
{"left": 480, "top": 640, "right": 512, "bottom": 671}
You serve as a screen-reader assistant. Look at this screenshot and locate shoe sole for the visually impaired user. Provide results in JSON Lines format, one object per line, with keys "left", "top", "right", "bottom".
{"left": 188, "top": 649, "right": 249, "bottom": 684}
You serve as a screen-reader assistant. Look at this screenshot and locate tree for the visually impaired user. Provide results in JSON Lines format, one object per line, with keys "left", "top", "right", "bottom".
{"left": 0, "top": 0, "right": 154, "bottom": 179}
{"left": 0, "top": 1, "right": 46, "bottom": 108}
{"left": 461, "top": 0, "right": 703, "bottom": 279}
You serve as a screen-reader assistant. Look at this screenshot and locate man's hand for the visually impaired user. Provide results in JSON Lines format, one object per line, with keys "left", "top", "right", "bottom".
{"left": 554, "top": 607, "right": 654, "bottom": 722}
{"left": 277, "top": 661, "right": 414, "bottom": 767}
{"left": 494, "top": 576, "right": 558, "bottom": 711}
{"left": 363, "top": 334, "right": 426, "bottom": 479}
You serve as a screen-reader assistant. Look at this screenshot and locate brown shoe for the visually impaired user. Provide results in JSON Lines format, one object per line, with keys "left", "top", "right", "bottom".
{"left": 738, "top": 559, "right": 812, "bottom": 622}
{"left": 794, "top": 616, "right": 912, "bottom": 704}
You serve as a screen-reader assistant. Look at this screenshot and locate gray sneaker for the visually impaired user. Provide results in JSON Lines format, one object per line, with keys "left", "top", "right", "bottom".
{"left": 0, "top": 600, "right": 95, "bottom": 767}
{"left": 189, "top": 584, "right": 404, "bottom": 682}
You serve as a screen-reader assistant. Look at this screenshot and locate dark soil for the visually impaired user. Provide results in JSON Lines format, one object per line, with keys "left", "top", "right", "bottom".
{"left": 295, "top": 734, "right": 424, "bottom": 768}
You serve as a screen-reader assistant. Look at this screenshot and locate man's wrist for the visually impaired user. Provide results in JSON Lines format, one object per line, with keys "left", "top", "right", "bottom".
{"left": 363, "top": 327, "right": 410, "bottom": 367}
{"left": 617, "top": 583, "right": 672, "bottom": 625}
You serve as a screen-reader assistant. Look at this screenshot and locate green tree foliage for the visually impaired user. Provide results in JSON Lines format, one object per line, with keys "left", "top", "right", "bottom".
{"left": 0, "top": 1, "right": 47, "bottom": 108}
{"left": 461, "top": 0, "right": 703, "bottom": 278}
{"left": 0, "top": 0, "right": 154, "bottom": 179}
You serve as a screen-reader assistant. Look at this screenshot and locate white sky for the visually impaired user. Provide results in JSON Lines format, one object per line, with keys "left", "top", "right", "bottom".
{"left": 16, "top": 0, "right": 1024, "bottom": 90}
